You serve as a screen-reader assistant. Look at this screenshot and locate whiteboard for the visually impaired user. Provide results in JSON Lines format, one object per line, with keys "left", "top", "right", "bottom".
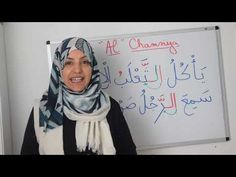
{"left": 46, "top": 26, "right": 230, "bottom": 150}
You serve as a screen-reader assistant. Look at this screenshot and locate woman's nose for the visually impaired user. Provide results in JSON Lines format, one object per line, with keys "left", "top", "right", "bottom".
{"left": 73, "top": 63, "right": 82, "bottom": 73}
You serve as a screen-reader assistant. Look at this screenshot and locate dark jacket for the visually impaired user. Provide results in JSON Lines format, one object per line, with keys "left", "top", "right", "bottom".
{"left": 21, "top": 97, "right": 137, "bottom": 155}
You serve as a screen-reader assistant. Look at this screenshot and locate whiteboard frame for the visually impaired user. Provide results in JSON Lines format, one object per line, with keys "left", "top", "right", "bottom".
{"left": 215, "top": 26, "right": 231, "bottom": 139}
{"left": 46, "top": 26, "right": 230, "bottom": 150}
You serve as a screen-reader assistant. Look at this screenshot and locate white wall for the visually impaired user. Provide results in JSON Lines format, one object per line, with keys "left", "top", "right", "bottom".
{"left": 0, "top": 96, "right": 3, "bottom": 154}
{"left": 0, "top": 23, "right": 12, "bottom": 154}
{"left": 3, "top": 22, "right": 236, "bottom": 154}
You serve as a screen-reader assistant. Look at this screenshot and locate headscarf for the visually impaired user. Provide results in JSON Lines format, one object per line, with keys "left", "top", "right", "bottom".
{"left": 35, "top": 37, "right": 116, "bottom": 154}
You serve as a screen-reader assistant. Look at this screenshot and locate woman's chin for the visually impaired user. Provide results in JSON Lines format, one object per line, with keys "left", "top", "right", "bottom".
{"left": 70, "top": 86, "right": 86, "bottom": 92}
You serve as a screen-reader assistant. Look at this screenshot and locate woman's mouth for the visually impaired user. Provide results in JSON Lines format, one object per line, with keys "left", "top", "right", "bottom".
{"left": 70, "top": 77, "right": 84, "bottom": 83}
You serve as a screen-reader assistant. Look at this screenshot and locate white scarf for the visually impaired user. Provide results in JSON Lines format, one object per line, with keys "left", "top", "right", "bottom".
{"left": 34, "top": 99, "right": 116, "bottom": 155}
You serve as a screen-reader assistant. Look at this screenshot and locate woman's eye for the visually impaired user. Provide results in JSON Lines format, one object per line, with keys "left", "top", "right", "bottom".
{"left": 82, "top": 60, "right": 91, "bottom": 65}
{"left": 65, "top": 61, "right": 73, "bottom": 65}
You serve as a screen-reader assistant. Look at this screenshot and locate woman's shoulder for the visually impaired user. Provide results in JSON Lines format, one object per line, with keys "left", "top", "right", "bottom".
{"left": 107, "top": 96, "right": 124, "bottom": 120}
{"left": 109, "top": 96, "right": 120, "bottom": 109}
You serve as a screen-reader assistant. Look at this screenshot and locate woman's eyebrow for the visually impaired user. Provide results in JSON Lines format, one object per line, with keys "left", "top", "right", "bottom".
{"left": 66, "top": 56, "right": 87, "bottom": 60}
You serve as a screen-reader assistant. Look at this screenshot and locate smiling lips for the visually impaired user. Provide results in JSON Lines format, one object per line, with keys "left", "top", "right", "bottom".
{"left": 70, "top": 76, "right": 84, "bottom": 83}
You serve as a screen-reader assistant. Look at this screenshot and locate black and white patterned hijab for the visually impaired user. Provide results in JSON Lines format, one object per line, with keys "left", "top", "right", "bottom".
{"left": 37, "top": 37, "right": 115, "bottom": 154}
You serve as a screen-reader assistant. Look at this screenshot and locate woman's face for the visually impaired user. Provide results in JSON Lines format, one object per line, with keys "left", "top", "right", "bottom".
{"left": 62, "top": 49, "right": 92, "bottom": 92}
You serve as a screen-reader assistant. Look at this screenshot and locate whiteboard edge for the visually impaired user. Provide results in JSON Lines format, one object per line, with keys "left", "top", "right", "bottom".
{"left": 136, "top": 137, "right": 229, "bottom": 152}
{"left": 47, "top": 26, "right": 217, "bottom": 44}
{"left": 215, "top": 26, "right": 231, "bottom": 139}
{"left": 46, "top": 40, "right": 52, "bottom": 76}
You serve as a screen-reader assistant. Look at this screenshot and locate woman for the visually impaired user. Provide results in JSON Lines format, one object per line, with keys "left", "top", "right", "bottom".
{"left": 21, "top": 37, "right": 137, "bottom": 155}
